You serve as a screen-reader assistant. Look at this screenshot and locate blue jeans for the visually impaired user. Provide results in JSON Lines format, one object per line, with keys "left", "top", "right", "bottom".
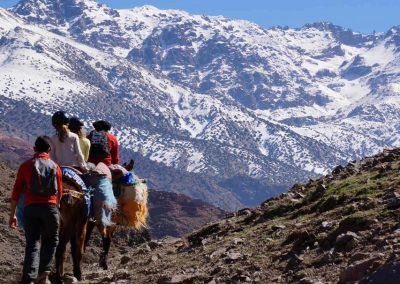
{"left": 21, "top": 204, "right": 59, "bottom": 283}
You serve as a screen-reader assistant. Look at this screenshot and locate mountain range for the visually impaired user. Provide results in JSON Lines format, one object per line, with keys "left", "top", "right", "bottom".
{"left": 1, "top": 0, "right": 400, "bottom": 209}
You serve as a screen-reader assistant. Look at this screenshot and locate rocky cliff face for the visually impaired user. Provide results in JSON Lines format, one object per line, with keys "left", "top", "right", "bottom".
{"left": 1, "top": 0, "right": 400, "bottom": 209}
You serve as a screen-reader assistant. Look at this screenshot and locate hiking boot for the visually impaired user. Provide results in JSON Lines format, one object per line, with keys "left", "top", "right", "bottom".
{"left": 35, "top": 271, "right": 51, "bottom": 284}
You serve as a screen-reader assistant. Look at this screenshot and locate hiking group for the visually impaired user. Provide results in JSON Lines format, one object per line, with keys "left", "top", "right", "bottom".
{"left": 8, "top": 111, "right": 121, "bottom": 284}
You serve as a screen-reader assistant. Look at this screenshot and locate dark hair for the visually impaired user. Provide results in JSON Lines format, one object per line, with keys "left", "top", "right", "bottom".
{"left": 51, "top": 111, "right": 69, "bottom": 142}
{"left": 69, "top": 117, "right": 85, "bottom": 138}
{"left": 34, "top": 136, "right": 51, "bottom": 152}
{"left": 52, "top": 111, "right": 69, "bottom": 126}
{"left": 93, "top": 120, "right": 112, "bottom": 132}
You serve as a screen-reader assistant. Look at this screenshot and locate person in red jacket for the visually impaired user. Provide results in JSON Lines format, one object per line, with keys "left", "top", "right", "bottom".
{"left": 9, "top": 136, "right": 63, "bottom": 284}
{"left": 87, "top": 120, "right": 119, "bottom": 166}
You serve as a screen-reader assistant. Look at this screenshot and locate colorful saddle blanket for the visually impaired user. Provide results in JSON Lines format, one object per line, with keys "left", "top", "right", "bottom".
{"left": 61, "top": 167, "right": 91, "bottom": 218}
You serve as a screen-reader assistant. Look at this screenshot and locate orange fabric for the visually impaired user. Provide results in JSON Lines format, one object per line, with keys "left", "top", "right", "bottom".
{"left": 116, "top": 199, "right": 148, "bottom": 229}
{"left": 114, "top": 183, "right": 148, "bottom": 229}
{"left": 11, "top": 153, "right": 63, "bottom": 207}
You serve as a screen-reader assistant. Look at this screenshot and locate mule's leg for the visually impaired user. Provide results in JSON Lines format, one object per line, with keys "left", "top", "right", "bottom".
{"left": 55, "top": 234, "right": 69, "bottom": 283}
{"left": 100, "top": 225, "right": 117, "bottom": 270}
{"left": 72, "top": 220, "right": 88, "bottom": 281}
{"left": 84, "top": 220, "right": 96, "bottom": 251}
{"left": 97, "top": 223, "right": 108, "bottom": 270}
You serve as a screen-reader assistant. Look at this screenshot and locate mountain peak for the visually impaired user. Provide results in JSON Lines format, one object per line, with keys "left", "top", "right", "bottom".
{"left": 12, "top": 0, "right": 114, "bottom": 26}
{"left": 302, "top": 21, "right": 349, "bottom": 33}
{"left": 301, "top": 21, "right": 379, "bottom": 47}
{"left": 134, "top": 5, "right": 161, "bottom": 12}
{"left": 13, "top": 0, "right": 80, "bottom": 25}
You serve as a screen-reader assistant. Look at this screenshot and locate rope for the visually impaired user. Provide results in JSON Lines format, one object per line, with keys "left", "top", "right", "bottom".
{"left": 62, "top": 189, "right": 85, "bottom": 200}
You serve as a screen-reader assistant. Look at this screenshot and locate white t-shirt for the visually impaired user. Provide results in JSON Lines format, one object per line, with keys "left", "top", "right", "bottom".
{"left": 50, "top": 131, "right": 86, "bottom": 169}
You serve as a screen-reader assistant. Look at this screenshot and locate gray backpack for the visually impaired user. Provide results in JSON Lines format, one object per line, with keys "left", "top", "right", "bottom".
{"left": 30, "top": 159, "right": 58, "bottom": 197}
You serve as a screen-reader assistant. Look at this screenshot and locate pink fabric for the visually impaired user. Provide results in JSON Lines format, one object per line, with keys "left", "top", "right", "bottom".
{"left": 108, "top": 164, "right": 128, "bottom": 175}
{"left": 94, "top": 162, "right": 112, "bottom": 180}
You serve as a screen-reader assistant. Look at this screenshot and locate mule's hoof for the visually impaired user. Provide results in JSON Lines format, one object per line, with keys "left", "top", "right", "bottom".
{"left": 100, "top": 261, "right": 108, "bottom": 270}
{"left": 73, "top": 270, "right": 82, "bottom": 281}
{"left": 64, "top": 275, "right": 79, "bottom": 283}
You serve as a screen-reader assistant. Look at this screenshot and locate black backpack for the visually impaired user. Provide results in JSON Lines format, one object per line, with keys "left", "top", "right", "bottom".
{"left": 89, "top": 130, "right": 110, "bottom": 158}
{"left": 30, "top": 159, "right": 58, "bottom": 197}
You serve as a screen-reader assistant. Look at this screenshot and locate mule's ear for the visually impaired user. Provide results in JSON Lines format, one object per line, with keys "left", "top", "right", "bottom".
{"left": 125, "top": 159, "right": 135, "bottom": 171}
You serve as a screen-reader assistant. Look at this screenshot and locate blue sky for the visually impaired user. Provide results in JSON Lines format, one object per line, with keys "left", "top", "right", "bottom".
{"left": 1, "top": 0, "right": 399, "bottom": 33}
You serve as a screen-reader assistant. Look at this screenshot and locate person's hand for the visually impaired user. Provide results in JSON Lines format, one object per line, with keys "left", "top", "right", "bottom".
{"left": 8, "top": 215, "right": 17, "bottom": 229}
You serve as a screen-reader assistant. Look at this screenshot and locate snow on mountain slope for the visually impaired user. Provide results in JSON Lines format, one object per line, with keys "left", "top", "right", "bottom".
{"left": 0, "top": 7, "right": 347, "bottom": 209}
{"left": 3, "top": 0, "right": 400, "bottom": 207}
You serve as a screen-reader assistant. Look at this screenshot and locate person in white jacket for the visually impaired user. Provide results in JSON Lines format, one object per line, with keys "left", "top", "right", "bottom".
{"left": 50, "top": 111, "right": 87, "bottom": 172}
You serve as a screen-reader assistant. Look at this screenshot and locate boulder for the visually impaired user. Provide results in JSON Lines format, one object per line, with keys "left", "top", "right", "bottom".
{"left": 285, "top": 254, "right": 304, "bottom": 271}
{"left": 335, "top": 232, "right": 359, "bottom": 251}
{"left": 187, "top": 223, "right": 221, "bottom": 246}
{"left": 339, "top": 254, "right": 384, "bottom": 283}
{"left": 120, "top": 255, "right": 131, "bottom": 265}
{"left": 271, "top": 224, "right": 286, "bottom": 231}
{"left": 332, "top": 165, "right": 345, "bottom": 175}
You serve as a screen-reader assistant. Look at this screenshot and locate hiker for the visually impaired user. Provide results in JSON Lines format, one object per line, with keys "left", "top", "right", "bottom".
{"left": 87, "top": 120, "right": 119, "bottom": 166}
{"left": 50, "top": 111, "right": 87, "bottom": 172}
{"left": 9, "top": 136, "right": 63, "bottom": 284}
{"left": 69, "top": 117, "right": 91, "bottom": 162}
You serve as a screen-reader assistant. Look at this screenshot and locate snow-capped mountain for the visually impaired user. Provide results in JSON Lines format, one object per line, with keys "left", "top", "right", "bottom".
{"left": 1, "top": 0, "right": 400, "bottom": 209}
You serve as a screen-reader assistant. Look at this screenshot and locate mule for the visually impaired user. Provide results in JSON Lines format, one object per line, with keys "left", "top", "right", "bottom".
{"left": 55, "top": 179, "right": 89, "bottom": 282}
{"left": 84, "top": 160, "right": 149, "bottom": 270}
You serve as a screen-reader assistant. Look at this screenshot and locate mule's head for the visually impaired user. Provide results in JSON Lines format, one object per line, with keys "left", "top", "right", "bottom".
{"left": 122, "top": 159, "right": 134, "bottom": 171}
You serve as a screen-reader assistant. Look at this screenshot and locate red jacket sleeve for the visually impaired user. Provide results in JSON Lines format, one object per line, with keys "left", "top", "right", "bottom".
{"left": 11, "top": 164, "right": 27, "bottom": 203}
{"left": 109, "top": 134, "right": 119, "bottom": 164}
{"left": 56, "top": 166, "right": 63, "bottom": 203}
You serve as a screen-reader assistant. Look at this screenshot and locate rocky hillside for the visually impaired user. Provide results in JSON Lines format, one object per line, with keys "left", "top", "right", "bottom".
{"left": 60, "top": 148, "right": 400, "bottom": 283}
{"left": 148, "top": 190, "right": 225, "bottom": 239}
{"left": 0, "top": 133, "right": 32, "bottom": 167}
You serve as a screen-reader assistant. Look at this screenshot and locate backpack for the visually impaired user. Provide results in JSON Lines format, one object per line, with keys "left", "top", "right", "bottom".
{"left": 89, "top": 130, "right": 110, "bottom": 158}
{"left": 30, "top": 159, "right": 58, "bottom": 197}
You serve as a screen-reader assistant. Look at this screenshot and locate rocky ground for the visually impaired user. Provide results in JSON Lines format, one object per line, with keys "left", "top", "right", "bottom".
{"left": 72, "top": 148, "right": 400, "bottom": 283}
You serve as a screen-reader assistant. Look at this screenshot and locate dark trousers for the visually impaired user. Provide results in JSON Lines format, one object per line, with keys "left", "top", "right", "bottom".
{"left": 21, "top": 204, "right": 59, "bottom": 284}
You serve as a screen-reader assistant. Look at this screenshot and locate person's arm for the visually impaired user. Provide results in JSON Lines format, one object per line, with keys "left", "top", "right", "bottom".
{"left": 56, "top": 166, "right": 63, "bottom": 205}
{"left": 9, "top": 200, "right": 17, "bottom": 229}
{"left": 49, "top": 137, "right": 57, "bottom": 162}
{"left": 73, "top": 136, "right": 87, "bottom": 170}
{"left": 110, "top": 135, "right": 119, "bottom": 164}
{"left": 9, "top": 165, "right": 25, "bottom": 229}
{"left": 84, "top": 139, "right": 90, "bottom": 162}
